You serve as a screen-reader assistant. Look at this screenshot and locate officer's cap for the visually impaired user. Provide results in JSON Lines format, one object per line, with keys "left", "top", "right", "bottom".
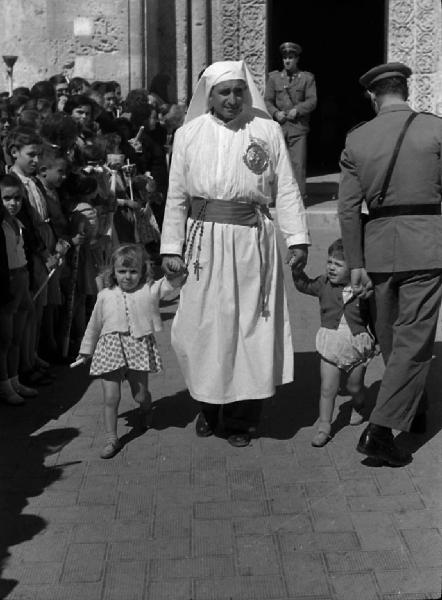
{"left": 359, "top": 62, "right": 412, "bottom": 89}
{"left": 279, "top": 42, "right": 302, "bottom": 56}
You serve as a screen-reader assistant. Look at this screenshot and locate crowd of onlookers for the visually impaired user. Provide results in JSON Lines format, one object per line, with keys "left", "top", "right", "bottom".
{"left": 0, "top": 72, "right": 186, "bottom": 405}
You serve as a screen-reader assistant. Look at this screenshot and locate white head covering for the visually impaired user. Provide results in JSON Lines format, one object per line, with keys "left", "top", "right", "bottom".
{"left": 184, "top": 60, "right": 270, "bottom": 124}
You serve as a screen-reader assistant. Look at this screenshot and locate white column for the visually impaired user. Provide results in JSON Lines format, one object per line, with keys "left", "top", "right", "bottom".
{"left": 191, "top": 0, "right": 208, "bottom": 92}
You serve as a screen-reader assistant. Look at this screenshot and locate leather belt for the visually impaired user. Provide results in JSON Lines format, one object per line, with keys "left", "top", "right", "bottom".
{"left": 368, "top": 204, "right": 441, "bottom": 220}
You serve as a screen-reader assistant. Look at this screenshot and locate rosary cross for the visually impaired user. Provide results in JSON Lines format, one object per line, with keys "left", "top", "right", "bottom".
{"left": 193, "top": 260, "right": 202, "bottom": 280}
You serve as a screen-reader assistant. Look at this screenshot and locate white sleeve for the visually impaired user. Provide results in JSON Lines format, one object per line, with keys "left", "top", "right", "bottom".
{"left": 272, "top": 126, "right": 311, "bottom": 247}
{"left": 160, "top": 127, "right": 189, "bottom": 256}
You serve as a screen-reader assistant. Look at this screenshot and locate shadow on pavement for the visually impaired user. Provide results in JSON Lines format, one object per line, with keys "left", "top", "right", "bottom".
{"left": 150, "top": 389, "right": 198, "bottom": 430}
{"left": 0, "top": 364, "right": 90, "bottom": 598}
{"left": 261, "top": 351, "right": 320, "bottom": 439}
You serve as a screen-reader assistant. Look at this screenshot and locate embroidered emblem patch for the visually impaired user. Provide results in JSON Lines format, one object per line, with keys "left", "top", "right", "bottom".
{"left": 243, "top": 138, "right": 270, "bottom": 175}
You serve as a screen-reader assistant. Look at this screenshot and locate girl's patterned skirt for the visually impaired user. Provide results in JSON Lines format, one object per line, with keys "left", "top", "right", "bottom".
{"left": 90, "top": 332, "right": 162, "bottom": 375}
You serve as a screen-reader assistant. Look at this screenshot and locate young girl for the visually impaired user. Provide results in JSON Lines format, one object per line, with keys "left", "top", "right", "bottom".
{"left": 291, "top": 239, "right": 376, "bottom": 447}
{"left": 77, "top": 244, "right": 186, "bottom": 458}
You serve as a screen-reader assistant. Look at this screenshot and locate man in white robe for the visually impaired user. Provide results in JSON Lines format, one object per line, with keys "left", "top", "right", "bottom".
{"left": 161, "top": 61, "right": 310, "bottom": 446}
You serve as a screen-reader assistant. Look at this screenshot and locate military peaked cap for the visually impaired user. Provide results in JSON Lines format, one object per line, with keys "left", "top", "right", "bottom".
{"left": 359, "top": 62, "right": 412, "bottom": 89}
{"left": 279, "top": 42, "right": 302, "bottom": 56}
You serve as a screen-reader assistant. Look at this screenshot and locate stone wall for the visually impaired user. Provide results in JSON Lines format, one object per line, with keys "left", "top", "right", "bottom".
{"left": 388, "top": 0, "right": 442, "bottom": 114}
{"left": 0, "top": 0, "right": 143, "bottom": 95}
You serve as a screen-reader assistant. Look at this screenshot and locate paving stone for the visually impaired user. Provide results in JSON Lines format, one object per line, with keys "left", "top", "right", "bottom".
{"left": 108, "top": 537, "right": 190, "bottom": 561}
{"left": 413, "top": 477, "right": 442, "bottom": 508}
{"left": 33, "top": 505, "right": 115, "bottom": 523}
{"left": 330, "top": 572, "right": 379, "bottom": 600}
{"left": 102, "top": 560, "right": 146, "bottom": 600}
{"left": 25, "top": 491, "right": 79, "bottom": 508}
{"left": 375, "top": 470, "right": 416, "bottom": 495}
{"left": 269, "top": 487, "right": 309, "bottom": 515}
{"left": 145, "top": 579, "right": 193, "bottom": 600}
{"left": 304, "top": 478, "right": 378, "bottom": 498}
{"left": 192, "top": 520, "right": 234, "bottom": 556}
{"left": 283, "top": 553, "right": 331, "bottom": 596}
{"left": 73, "top": 520, "right": 150, "bottom": 542}
{"left": 156, "top": 484, "right": 228, "bottom": 505}
{"left": 260, "top": 438, "right": 294, "bottom": 456}
{"left": 157, "top": 470, "right": 190, "bottom": 487}
{"left": 375, "top": 568, "right": 442, "bottom": 597}
{"left": 61, "top": 542, "right": 106, "bottom": 582}
{"left": 8, "top": 583, "right": 104, "bottom": 600}
{"left": 401, "top": 528, "right": 442, "bottom": 567}
{"left": 348, "top": 493, "right": 424, "bottom": 512}
{"left": 325, "top": 549, "right": 414, "bottom": 572}
{"left": 150, "top": 555, "right": 235, "bottom": 579}
{"left": 1, "top": 561, "right": 63, "bottom": 585}
{"left": 193, "top": 575, "right": 287, "bottom": 600}
{"left": 309, "top": 495, "right": 355, "bottom": 532}
{"left": 78, "top": 478, "right": 118, "bottom": 505}
{"left": 116, "top": 488, "right": 154, "bottom": 520}
{"left": 236, "top": 535, "right": 280, "bottom": 575}
{"left": 351, "top": 512, "right": 404, "bottom": 550}
{"left": 194, "top": 500, "right": 269, "bottom": 519}
{"left": 153, "top": 506, "right": 192, "bottom": 538}
{"left": 392, "top": 508, "right": 442, "bottom": 531}
{"left": 279, "top": 531, "right": 360, "bottom": 553}
{"left": 228, "top": 469, "right": 266, "bottom": 500}
{"left": 16, "top": 531, "right": 71, "bottom": 562}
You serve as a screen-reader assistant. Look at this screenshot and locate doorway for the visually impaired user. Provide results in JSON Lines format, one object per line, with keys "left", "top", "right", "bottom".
{"left": 268, "top": 0, "right": 386, "bottom": 174}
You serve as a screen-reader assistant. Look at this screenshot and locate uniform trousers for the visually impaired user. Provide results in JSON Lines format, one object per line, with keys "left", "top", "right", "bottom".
{"left": 369, "top": 269, "right": 442, "bottom": 431}
{"left": 200, "top": 400, "right": 263, "bottom": 434}
{"left": 285, "top": 133, "right": 307, "bottom": 198}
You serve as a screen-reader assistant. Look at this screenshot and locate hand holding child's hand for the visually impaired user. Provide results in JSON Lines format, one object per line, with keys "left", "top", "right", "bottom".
{"left": 72, "top": 232, "right": 86, "bottom": 247}
{"left": 162, "top": 255, "right": 185, "bottom": 277}
{"left": 286, "top": 245, "right": 308, "bottom": 274}
{"left": 350, "top": 268, "right": 373, "bottom": 299}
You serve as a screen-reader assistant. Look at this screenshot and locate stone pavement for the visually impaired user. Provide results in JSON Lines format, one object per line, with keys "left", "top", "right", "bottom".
{"left": 1, "top": 193, "right": 442, "bottom": 600}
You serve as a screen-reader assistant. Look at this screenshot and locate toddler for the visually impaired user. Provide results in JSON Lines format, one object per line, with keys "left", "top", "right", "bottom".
{"left": 77, "top": 244, "right": 186, "bottom": 458}
{"left": 292, "top": 239, "right": 375, "bottom": 447}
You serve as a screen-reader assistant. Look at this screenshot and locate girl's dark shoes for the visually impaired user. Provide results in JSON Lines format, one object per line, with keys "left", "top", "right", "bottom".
{"left": 195, "top": 412, "right": 214, "bottom": 437}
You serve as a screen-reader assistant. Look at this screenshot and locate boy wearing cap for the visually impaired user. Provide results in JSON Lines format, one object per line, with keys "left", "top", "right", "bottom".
{"left": 264, "top": 42, "right": 317, "bottom": 197}
{"left": 338, "top": 62, "right": 442, "bottom": 467}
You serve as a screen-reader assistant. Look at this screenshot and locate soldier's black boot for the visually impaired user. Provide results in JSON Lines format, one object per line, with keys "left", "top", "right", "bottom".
{"left": 357, "top": 423, "right": 412, "bottom": 467}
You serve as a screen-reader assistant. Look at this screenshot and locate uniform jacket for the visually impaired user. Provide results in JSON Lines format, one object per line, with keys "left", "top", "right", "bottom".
{"left": 293, "top": 272, "right": 370, "bottom": 335}
{"left": 338, "top": 103, "right": 442, "bottom": 272}
{"left": 79, "top": 277, "right": 181, "bottom": 355}
{"left": 264, "top": 70, "right": 317, "bottom": 137}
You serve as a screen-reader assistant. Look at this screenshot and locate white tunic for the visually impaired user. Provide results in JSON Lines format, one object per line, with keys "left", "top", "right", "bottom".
{"left": 161, "top": 110, "right": 310, "bottom": 404}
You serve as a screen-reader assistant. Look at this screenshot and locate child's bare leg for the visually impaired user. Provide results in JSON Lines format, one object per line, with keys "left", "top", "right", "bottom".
{"left": 100, "top": 371, "right": 122, "bottom": 457}
{"left": 127, "top": 370, "right": 152, "bottom": 429}
{"left": 347, "top": 364, "right": 366, "bottom": 425}
{"left": 312, "top": 359, "right": 340, "bottom": 447}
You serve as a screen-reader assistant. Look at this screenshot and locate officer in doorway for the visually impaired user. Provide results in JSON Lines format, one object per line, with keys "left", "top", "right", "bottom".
{"left": 264, "top": 42, "right": 317, "bottom": 198}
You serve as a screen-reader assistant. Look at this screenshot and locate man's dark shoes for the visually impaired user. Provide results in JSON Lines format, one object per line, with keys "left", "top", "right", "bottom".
{"left": 227, "top": 432, "right": 251, "bottom": 447}
{"left": 195, "top": 412, "right": 214, "bottom": 437}
{"left": 357, "top": 423, "right": 411, "bottom": 467}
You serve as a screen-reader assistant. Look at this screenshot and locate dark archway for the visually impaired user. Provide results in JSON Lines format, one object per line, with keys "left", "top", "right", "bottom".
{"left": 268, "top": 0, "right": 386, "bottom": 174}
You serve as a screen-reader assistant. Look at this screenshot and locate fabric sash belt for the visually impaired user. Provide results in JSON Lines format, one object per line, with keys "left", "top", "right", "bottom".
{"left": 189, "top": 196, "right": 272, "bottom": 225}
{"left": 368, "top": 204, "right": 441, "bottom": 220}
{"left": 186, "top": 197, "right": 273, "bottom": 315}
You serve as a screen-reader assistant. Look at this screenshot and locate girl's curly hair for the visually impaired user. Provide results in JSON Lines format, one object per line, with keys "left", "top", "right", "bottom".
{"left": 103, "top": 243, "right": 153, "bottom": 288}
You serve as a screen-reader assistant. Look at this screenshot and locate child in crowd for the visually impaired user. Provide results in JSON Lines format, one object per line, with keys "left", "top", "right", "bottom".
{"left": 291, "top": 239, "right": 376, "bottom": 447}
{"left": 76, "top": 244, "right": 187, "bottom": 458}
{"left": 8, "top": 127, "right": 58, "bottom": 380}
{"left": 0, "top": 175, "right": 36, "bottom": 404}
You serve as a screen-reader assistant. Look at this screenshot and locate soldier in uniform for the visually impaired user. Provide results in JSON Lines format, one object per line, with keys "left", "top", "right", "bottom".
{"left": 338, "top": 62, "right": 442, "bottom": 466}
{"left": 264, "top": 42, "right": 317, "bottom": 198}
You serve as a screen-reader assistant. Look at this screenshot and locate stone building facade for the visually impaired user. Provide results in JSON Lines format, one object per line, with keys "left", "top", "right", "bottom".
{"left": 1, "top": 0, "right": 441, "bottom": 113}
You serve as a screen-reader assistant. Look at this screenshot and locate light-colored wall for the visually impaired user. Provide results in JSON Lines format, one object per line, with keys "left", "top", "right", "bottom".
{"left": 0, "top": 0, "right": 143, "bottom": 95}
